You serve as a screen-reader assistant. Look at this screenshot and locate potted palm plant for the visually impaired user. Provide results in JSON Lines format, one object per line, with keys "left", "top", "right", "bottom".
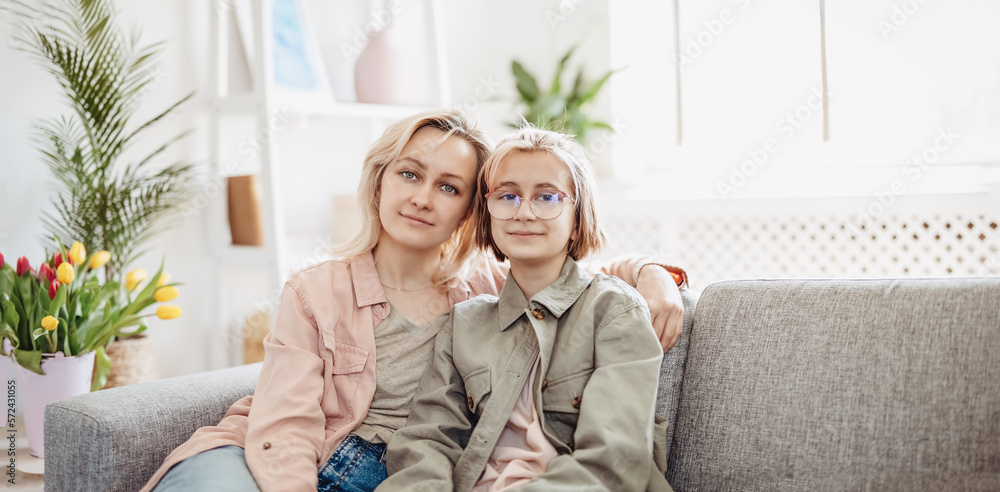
{"left": 4, "top": 0, "right": 196, "bottom": 387}
{"left": 5, "top": 0, "right": 196, "bottom": 281}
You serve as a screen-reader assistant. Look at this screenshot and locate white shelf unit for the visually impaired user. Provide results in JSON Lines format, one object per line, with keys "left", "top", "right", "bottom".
{"left": 207, "top": 0, "right": 451, "bottom": 368}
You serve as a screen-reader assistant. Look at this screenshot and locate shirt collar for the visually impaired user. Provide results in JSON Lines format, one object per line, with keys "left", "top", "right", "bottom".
{"left": 350, "top": 251, "right": 388, "bottom": 308}
{"left": 497, "top": 257, "right": 593, "bottom": 330}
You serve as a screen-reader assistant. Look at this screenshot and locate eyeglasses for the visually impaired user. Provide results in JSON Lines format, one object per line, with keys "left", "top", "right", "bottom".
{"left": 484, "top": 189, "right": 575, "bottom": 220}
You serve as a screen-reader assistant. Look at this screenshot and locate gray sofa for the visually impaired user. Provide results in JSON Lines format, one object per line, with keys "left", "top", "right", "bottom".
{"left": 45, "top": 279, "right": 1000, "bottom": 491}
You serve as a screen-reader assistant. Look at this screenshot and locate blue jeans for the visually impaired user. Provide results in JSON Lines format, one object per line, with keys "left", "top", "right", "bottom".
{"left": 317, "top": 435, "right": 388, "bottom": 492}
{"left": 154, "top": 437, "right": 387, "bottom": 492}
{"left": 154, "top": 445, "right": 260, "bottom": 492}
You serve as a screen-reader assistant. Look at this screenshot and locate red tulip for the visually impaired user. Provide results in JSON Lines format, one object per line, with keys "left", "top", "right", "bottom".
{"left": 38, "top": 263, "right": 56, "bottom": 283}
{"left": 49, "top": 280, "right": 60, "bottom": 300}
{"left": 52, "top": 252, "right": 64, "bottom": 268}
{"left": 0, "top": 251, "right": 4, "bottom": 269}
{"left": 16, "top": 257, "right": 30, "bottom": 276}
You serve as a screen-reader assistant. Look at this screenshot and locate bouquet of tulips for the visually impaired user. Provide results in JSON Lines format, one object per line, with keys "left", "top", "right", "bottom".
{"left": 0, "top": 238, "right": 181, "bottom": 390}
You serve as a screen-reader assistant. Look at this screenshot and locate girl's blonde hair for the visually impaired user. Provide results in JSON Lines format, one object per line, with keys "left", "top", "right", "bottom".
{"left": 334, "top": 110, "right": 493, "bottom": 288}
{"left": 474, "top": 126, "right": 607, "bottom": 262}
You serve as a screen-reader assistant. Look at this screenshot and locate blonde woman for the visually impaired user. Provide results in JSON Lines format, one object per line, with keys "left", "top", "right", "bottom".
{"left": 143, "top": 111, "right": 685, "bottom": 492}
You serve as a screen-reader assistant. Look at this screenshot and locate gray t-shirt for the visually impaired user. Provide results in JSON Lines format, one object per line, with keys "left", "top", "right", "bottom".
{"left": 351, "top": 303, "right": 444, "bottom": 444}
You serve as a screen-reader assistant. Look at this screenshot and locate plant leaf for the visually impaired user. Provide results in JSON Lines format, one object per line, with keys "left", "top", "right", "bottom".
{"left": 511, "top": 60, "right": 540, "bottom": 103}
{"left": 550, "top": 46, "right": 577, "bottom": 95}
{"left": 14, "top": 349, "right": 43, "bottom": 375}
{"left": 91, "top": 345, "right": 111, "bottom": 391}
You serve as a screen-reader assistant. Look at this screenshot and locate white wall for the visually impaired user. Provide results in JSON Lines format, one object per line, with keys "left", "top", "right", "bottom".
{"left": 0, "top": 0, "right": 614, "bottom": 377}
{"left": 9, "top": 1, "right": 994, "bottom": 377}
{"left": 609, "top": 0, "right": 1000, "bottom": 201}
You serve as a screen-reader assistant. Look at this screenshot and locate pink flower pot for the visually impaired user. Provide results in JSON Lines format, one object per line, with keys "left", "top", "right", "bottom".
{"left": 13, "top": 351, "right": 95, "bottom": 458}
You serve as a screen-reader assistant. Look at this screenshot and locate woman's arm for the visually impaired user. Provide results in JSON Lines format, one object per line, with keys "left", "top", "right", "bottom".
{"left": 586, "top": 255, "right": 688, "bottom": 351}
{"left": 243, "top": 282, "right": 330, "bottom": 491}
{"left": 467, "top": 255, "right": 688, "bottom": 351}
{"left": 521, "top": 302, "right": 664, "bottom": 491}
{"left": 377, "top": 316, "right": 472, "bottom": 491}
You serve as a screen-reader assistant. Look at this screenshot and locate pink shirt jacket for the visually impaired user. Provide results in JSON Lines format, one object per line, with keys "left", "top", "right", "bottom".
{"left": 141, "top": 252, "right": 684, "bottom": 492}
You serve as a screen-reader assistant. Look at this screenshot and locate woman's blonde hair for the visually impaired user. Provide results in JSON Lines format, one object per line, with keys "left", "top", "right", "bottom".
{"left": 333, "top": 110, "right": 493, "bottom": 288}
{"left": 474, "top": 126, "right": 607, "bottom": 262}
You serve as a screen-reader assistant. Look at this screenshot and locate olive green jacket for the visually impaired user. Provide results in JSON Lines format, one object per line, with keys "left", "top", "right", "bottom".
{"left": 377, "top": 258, "right": 672, "bottom": 492}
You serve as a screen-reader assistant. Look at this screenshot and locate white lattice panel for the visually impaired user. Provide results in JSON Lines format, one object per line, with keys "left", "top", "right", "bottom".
{"left": 597, "top": 193, "right": 1000, "bottom": 291}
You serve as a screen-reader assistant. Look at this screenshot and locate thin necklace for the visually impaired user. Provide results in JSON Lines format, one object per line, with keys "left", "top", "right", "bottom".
{"left": 380, "top": 281, "right": 436, "bottom": 292}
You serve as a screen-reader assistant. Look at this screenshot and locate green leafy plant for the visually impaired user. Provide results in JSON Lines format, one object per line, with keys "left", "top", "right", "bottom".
{"left": 0, "top": 238, "right": 181, "bottom": 390}
{"left": 509, "top": 45, "right": 619, "bottom": 142}
{"left": 4, "top": 0, "right": 196, "bottom": 281}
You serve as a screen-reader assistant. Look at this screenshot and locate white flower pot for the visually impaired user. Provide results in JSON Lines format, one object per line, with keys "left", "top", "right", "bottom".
{"left": 13, "top": 351, "right": 95, "bottom": 458}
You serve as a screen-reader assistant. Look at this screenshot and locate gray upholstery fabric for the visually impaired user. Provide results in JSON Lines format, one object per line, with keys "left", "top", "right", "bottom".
{"left": 42, "top": 278, "right": 1000, "bottom": 490}
{"left": 667, "top": 278, "right": 1000, "bottom": 491}
{"left": 44, "top": 362, "right": 261, "bottom": 492}
{"left": 656, "top": 287, "right": 700, "bottom": 464}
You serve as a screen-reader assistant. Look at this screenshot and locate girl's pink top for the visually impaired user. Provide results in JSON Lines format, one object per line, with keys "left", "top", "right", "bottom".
{"left": 472, "top": 357, "right": 559, "bottom": 491}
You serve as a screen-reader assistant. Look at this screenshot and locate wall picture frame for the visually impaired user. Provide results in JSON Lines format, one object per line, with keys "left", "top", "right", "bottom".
{"left": 270, "top": 0, "right": 334, "bottom": 109}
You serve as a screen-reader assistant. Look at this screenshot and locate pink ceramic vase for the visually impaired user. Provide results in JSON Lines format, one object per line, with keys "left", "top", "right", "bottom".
{"left": 354, "top": 25, "right": 406, "bottom": 105}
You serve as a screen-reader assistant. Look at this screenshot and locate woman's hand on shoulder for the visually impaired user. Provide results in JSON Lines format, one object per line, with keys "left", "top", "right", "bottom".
{"left": 635, "top": 265, "right": 683, "bottom": 352}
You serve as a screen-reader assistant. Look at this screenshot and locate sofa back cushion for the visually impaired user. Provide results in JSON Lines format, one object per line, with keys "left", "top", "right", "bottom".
{"left": 667, "top": 278, "right": 1000, "bottom": 490}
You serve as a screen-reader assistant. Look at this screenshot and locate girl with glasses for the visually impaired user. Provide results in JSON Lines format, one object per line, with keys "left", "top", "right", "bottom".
{"left": 143, "top": 112, "right": 682, "bottom": 492}
{"left": 377, "top": 127, "right": 672, "bottom": 491}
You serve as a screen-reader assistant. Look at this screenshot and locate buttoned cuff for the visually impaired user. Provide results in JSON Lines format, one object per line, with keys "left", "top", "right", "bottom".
{"left": 634, "top": 262, "right": 688, "bottom": 288}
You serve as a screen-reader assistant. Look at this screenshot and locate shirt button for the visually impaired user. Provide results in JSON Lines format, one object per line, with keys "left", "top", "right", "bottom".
{"left": 572, "top": 396, "right": 582, "bottom": 409}
{"left": 467, "top": 396, "right": 475, "bottom": 411}
{"left": 541, "top": 379, "right": 548, "bottom": 390}
{"left": 262, "top": 442, "right": 271, "bottom": 450}
{"left": 531, "top": 309, "right": 544, "bottom": 320}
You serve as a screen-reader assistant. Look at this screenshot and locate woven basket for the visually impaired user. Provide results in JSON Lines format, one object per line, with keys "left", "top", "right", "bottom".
{"left": 103, "top": 334, "right": 160, "bottom": 389}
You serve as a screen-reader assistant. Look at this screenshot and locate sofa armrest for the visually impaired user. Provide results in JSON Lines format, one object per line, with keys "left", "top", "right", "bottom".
{"left": 44, "top": 362, "right": 262, "bottom": 492}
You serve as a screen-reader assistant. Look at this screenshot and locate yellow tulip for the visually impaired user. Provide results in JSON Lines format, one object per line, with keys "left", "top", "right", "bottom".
{"left": 157, "top": 272, "right": 171, "bottom": 287}
{"left": 156, "top": 305, "right": 182, "bottom": 320}
{"left": 125, "top": 268, "right": 148, "bottom": 291}
{"left": 41, "top": 316, "right": 59, "bottom": 331}
{"left": 69, "top": 242, "right": 87, "bottom": 265}
{"left": 56, "top": 262, "right": 75, "bottom": 284}
{"left": 89, "top": 250, "right": 111, "bottom": 269}
{"left": 154, "top": 286, "right": 179, "bottom": 303}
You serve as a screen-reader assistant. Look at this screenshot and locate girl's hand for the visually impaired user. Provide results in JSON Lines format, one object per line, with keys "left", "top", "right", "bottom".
{"left": 636, "top": 265, "right": 684, "bottom": 352}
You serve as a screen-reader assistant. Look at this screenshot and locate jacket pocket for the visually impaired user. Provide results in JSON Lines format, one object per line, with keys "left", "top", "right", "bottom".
{"left": 542, "top": 368, "right": 593, "bottom": 413}
{"left": 462, "top": 366, "right": 492, "bottom": 416}
{"left": 323, "top": 342, "right": 369, "bottom": 421}
{"left": 331, "top": 342, "right": 368, "bottom": 374}
{"left": 541, "top": 368, "right": 593, "bottom": 448}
